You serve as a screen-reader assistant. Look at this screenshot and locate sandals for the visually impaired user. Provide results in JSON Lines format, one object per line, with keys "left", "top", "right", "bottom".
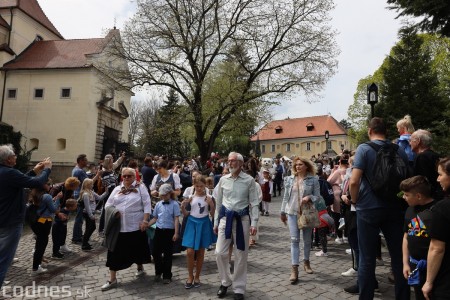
{"left": 185, "top": 280, "right": 201, "bottom": 289}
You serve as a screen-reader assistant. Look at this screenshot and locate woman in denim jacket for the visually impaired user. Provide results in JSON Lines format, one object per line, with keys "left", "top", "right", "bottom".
{"left": 280, "top": 156, "right": 320, "bottom": 284}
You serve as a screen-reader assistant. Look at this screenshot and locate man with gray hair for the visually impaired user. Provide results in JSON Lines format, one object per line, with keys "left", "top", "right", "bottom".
{"left": 214, "top": 152, "right": 260, "bottom": 300}
{"left": 410, "top": 129, "right": 443, "bottom": 200}
{"left": 0, "top": 144, "right": 52, "bottom": 288}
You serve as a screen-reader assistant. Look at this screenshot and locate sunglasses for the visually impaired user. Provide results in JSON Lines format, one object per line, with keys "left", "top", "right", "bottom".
{"left": 122, "top": 174, "right": 134, "bottom": 178}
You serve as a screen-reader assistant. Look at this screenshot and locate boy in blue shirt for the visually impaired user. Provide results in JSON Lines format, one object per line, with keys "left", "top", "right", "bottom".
{"left": 148, "top": 184, "right": 180, "bottom": 284}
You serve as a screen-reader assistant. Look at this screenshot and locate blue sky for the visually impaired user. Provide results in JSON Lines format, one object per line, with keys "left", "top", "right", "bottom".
{"left": 40, "top": 0, "right": 403, "bottom": 123}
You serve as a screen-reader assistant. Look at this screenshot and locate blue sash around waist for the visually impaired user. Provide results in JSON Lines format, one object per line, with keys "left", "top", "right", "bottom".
{"left": 218, "top": 205, "right": 249, "bottom": 251}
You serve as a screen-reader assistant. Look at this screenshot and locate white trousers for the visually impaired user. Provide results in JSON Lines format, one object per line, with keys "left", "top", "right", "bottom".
{"left": 215, "top": 215, "right": 250, "bottom": 294}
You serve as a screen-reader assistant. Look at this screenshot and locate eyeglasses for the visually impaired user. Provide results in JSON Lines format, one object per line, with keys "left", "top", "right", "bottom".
{"left": 122, "top": 174, "right": 134, "bottom": 178}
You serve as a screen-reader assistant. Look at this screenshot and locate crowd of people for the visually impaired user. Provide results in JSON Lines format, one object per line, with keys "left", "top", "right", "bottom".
{"left": 0, "top": 115, "right": 450, "bottom": 300}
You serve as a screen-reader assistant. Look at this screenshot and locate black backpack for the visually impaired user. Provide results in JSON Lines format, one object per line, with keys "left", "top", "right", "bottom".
{"left": 365, "top": 141, "right": 411, "bottom": 200}
{"left": 319, "top": 178, "right": 335, "bottom": 206}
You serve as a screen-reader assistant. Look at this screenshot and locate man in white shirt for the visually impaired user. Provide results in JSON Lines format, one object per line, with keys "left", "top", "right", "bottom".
{"left": 214, "top": 152, "right": 260, "bottom": 300}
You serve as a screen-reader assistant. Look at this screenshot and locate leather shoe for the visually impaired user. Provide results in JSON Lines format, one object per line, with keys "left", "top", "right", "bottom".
{"left": 217, "top": 285, "right": 229, "bottom": 298}
{"left": 234, "top": 293, "right": 244, "bottom": 300}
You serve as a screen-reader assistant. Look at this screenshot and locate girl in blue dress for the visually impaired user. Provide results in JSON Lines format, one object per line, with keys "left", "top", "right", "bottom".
{"left": 181, "top": 175, "right": 216, "bottom": 289}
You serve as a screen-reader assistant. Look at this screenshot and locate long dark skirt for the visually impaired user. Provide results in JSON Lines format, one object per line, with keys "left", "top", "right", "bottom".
{"left": 106, "top": 230, "right": 151, "bottom": 271}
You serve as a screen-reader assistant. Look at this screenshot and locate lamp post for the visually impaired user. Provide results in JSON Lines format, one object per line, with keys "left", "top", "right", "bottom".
{"left": 367, "top": 83, "right": 378, "bottom": 118}
{"left": 324, "top": 130, "right": 329, "bottom": 156}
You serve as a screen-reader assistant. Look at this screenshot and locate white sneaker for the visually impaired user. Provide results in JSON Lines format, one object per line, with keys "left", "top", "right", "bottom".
{"left": 315, "top": 250, "right": 328, "bottom": 257}
{"left": 101, "top": 279, "right": 117, "bottom": 291}
{"left": 341, "top": 268, "right": 357, "bottom": 277}
{"left": 345, "top": 248, "right": 352, "bottom": 255}
{"left": 343, "top": 237, "right": 348, "bottom": 243}
{"left": 32, "top": 265, "right": 47, "bottom": 275}
{"left": 60, "top": 244, "right": 72, "bottom": 253}
{"left": 335, "top": 237, "right": 344, "bottom": 245}
{"left": 338, "top": 218, "right": 345, "bottom": 230}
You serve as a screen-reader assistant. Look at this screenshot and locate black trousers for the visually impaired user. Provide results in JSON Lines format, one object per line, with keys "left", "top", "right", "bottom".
{"left": 52, "top": 221, "right": 67, "bottom": 254}
{"left": 82, "top": 213, "right": 96, "bottom": 247}
{"left": 317, "top": 227, "right": 328, "bottom": 253}
{"left": 31, "top": 219, "right": 52, "bottom": 270}
{"left": 153, "top": 228, "right": 175, "bottom": 279}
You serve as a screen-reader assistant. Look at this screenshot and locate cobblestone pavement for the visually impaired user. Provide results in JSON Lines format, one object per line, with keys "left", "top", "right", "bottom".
{"left": 3, "top": 196, "right": 407, "bottom": 300}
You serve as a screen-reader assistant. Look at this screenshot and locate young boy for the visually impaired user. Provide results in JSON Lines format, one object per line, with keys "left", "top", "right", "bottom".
{"left": 148, "top": 183, "right": 180, "bottom": 284}
{"left": 400, "top": 175, "right": 436, "bottom": 300}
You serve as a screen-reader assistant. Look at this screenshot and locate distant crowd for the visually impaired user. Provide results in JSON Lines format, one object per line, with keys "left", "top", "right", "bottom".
{"left": 0, "top": 115, "right": 450, "bottom": 300}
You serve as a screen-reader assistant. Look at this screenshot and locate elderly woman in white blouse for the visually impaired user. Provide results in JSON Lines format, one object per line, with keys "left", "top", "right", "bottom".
{"left": 101, "top": 167, "right": 152, "bottom": 291}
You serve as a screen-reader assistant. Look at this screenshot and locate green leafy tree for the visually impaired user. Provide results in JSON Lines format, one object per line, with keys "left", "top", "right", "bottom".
{"left": 0, "top": 124, "right": 35, "bottom": 172}
{"left": 377, "top": 29, "right": 447, "bottom": 141}
{"left": 153, "top": 89, "right": 185, "bottom": 158}
{"left": 347, "top": 32, "right": 450, "bottom": 152}
{"left": 387, "top": 0, "right": 450, "bottom": 36}
{"left": 105, "top": 0, "right": 339, "bottom": 162}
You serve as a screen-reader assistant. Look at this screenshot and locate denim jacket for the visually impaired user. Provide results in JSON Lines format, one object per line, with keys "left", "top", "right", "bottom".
{"left": 281, "top": 174, "right": 320, "bottom": 215}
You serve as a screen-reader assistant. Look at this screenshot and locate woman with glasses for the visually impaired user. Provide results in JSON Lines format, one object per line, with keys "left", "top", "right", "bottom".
{"left": 101, "top": 168, "right": 152, "bottom": 291}
{"left": 280, "top": 156, "right": 320, "bottom": 284}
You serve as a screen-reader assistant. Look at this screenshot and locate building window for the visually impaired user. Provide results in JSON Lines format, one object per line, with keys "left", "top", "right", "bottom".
{"left": 7, "top": 89, "right": 17, "bottom": 99}
{"left": 56, "top": 138, "right": 66, "bottom": 151}
{"left": 286, "top": 144, "right": 291, "bottom": 152}
{"left": 275, "top": 126, "right": 282, "bottom": 134}
{"left": 271, "top": 145, "right": 275, "bottom": 152}
{"left": 30, "top": 138, "right": 39, "bottom": 150}
{"left": 261, "top": 145, "right": 265, "bottom": 153}
{"left": 34, "top": 88, "right": 44, "bottom": 99}
{"left": 60, "top": 88, "right": 71, "bottom": 99}
{"left": 296, "top": 144, "right": 299, "bottom": 148}
{"left": 306, "top": 142, "right": 311, "bottom": 151}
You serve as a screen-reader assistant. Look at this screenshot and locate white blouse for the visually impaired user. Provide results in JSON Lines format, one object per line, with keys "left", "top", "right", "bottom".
{"left": 189, "top": 195, "right": 211, "bottom": 218}
{"left": 105, "top": 181, "right": 152, "bottom": 232}
{"left": 285, "top": 178, "right": 304, "bottom": 215}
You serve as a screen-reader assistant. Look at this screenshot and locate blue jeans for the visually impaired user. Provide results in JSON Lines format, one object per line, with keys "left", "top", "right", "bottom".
{"left": 357, "top": 208, "right": 409, "bottom": 300}
{"left": 72, "top": 206, "right": 84, "bottom": 242}
{"left": 0, "top": 223, "right": 23, "bottom": 288}
{"left": 287, "top": 214, "right": 312, "bottom": 265}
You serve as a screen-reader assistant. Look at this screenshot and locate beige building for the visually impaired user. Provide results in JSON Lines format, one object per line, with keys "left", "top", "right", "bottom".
{"left": 251, "top": 115, "right": 352, "bottom": 158}
{"left": 0, "top": 0, "right": 131, "bottom": 179}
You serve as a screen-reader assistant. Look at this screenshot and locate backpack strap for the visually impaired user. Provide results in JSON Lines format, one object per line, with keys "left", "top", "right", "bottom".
{"left": 366, "top": 140, "right": 399, "bottom": 152}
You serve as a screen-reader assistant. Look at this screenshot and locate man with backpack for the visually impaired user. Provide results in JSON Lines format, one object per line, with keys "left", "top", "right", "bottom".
{"left": 349, "top": 117, "right": 410, "bottom": 300}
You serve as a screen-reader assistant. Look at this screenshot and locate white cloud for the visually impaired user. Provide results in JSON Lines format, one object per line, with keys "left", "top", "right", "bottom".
{"left": 38, "top": 0, "right": 403, "bottom": 122}
{"left": 39, "top": 0, "right": 136, "bottom": 39}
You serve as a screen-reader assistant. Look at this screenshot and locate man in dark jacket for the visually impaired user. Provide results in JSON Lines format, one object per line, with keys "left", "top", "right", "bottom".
{"left": 0, "top": 144, "right": 52, "bottom": 288}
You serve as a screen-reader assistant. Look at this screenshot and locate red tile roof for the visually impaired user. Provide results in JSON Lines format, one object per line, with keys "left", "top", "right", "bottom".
{"left": 251, "top": 115, "right": 346, "bottom": 141}
{"left": 0, "top": 0, "right": 63, "bottom": 39}
{"left": 2, "top": 39, "right": 107, "bottom": 70}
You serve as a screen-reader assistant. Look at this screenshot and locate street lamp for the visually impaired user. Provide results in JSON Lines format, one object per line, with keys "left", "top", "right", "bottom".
{"left": 324, "top": 130, "right": 329, "bottom": 156}
{"left": 367, "top": 83, "right": 378, "bottom": 118}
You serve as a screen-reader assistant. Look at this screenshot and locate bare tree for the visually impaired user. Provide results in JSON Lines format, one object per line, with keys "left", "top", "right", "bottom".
{"left": 128, "top": 99, "right": 142, "bottom": 146}
{"left": 106, "top": 0, "right": 339, "bottom": 162}
{"left": 129, "top": 97, "right": 162, "bottom": 157}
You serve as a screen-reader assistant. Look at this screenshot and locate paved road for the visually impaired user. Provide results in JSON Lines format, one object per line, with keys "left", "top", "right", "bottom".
{"left": 2, "top": 196, "right": 404, "bottom": 299}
